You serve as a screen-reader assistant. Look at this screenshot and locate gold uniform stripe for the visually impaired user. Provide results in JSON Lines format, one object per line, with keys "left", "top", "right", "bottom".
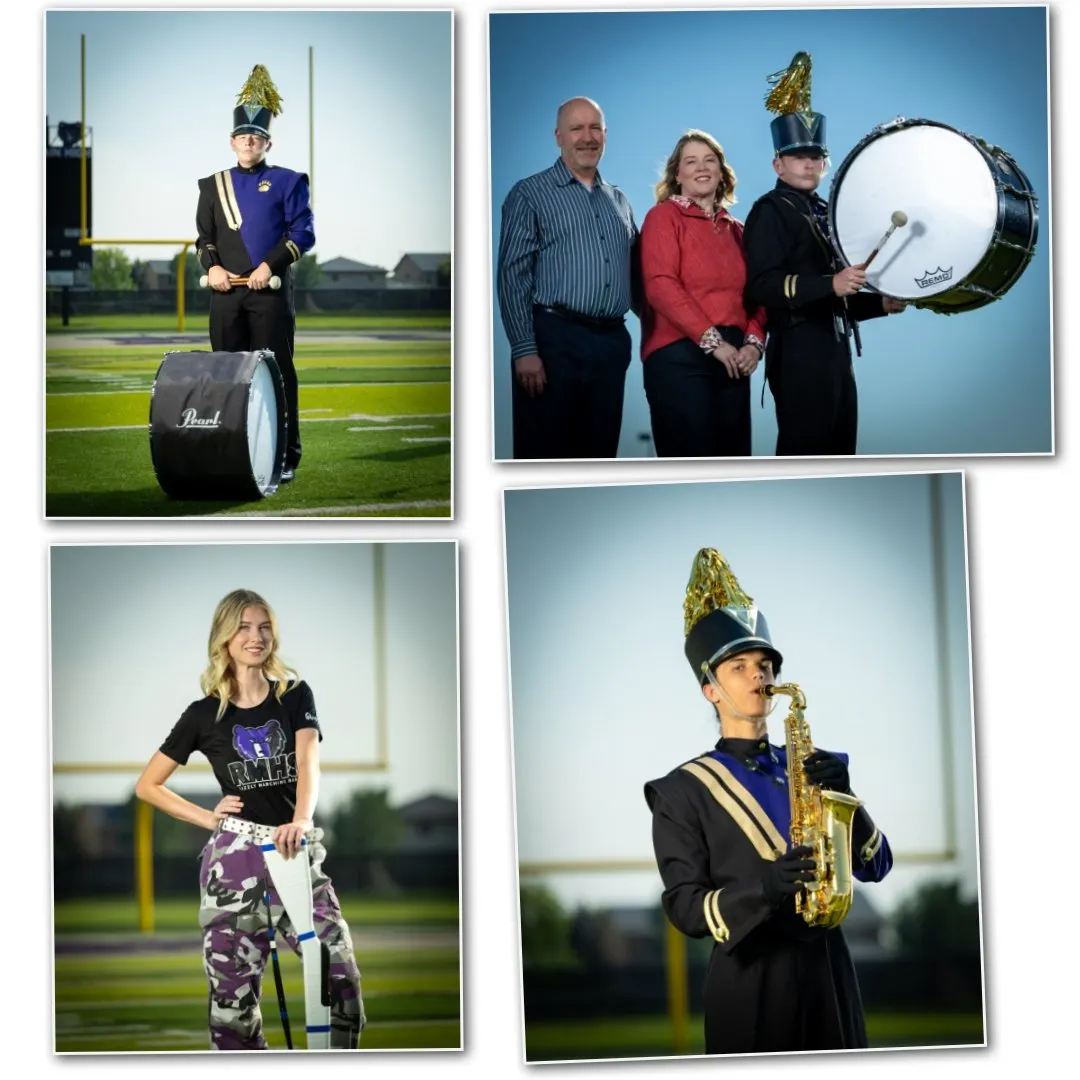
{"left": 703, "top": 889, "right": 730, "bottom": 942}
{"left": 694, "top": 756, "right": 788, "bottom": 855}
{"left": 286, "top": 240, "right": 301, "bottom": 263}
{"left": 784, "top": 274, "right": 792, "bottom": 299}
{"left": 214, "top": 170, "right": 243, "bottom": 231}
{"left": 681, "top": 760, "right": 781, "bottom": 862}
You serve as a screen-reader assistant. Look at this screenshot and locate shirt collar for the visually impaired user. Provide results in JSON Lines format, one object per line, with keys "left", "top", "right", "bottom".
{"left": 715, "top": 735, "right": 773, "bottom": 758}
{"left": 669, "top": 194, "right": 729, "bottom": 220}
{"left": 552, "top": 155, "right": 605, "bottom": 189}
{"left": 775, "top": 178, "right": 824, "bottom": 206}
{"left": 235, "top": 160, "right": 269, "bottom": 176}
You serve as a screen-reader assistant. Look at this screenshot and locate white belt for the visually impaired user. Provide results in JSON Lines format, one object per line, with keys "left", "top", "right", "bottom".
{"left": 220, "top": 816, "right": 321, "bottom": 845}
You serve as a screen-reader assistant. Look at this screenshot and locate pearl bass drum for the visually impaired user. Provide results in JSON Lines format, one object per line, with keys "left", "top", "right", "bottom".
{"left": 828, "top": 118, "right": 1038, "bottom": 314}
{"left": 149, "top": 350, "right": 286, "bottom": 499}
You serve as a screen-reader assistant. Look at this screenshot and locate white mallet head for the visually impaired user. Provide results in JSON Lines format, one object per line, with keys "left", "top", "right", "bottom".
{"left": 891, "top": 210, "right": 908, "bottom": 228}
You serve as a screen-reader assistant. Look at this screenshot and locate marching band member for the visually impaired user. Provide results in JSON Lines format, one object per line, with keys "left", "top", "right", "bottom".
{"left": 645, "top": 549, "right": 891, "bottom": 1054}
{"left": 136, "top": 589, "right": 364, "bottom": 1050}
{"left": 742, "top": 53, "right": 905, "bottom": 456}
{"left": 195, "top": 66, "right": 314, "bottom": 483}
{"left": 640, "top": 130, "right": 766, "bottom": 457}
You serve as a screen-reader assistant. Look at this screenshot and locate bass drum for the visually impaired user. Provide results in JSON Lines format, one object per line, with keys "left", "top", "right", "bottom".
{"left": 828, "top": 118, "right": 1038, "bottom": 314}
{"left": 149, "top": 350, "right": 286, "bottom": 500}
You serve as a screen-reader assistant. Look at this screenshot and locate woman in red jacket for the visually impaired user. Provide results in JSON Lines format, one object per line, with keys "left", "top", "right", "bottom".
{"left": 640, "top": 130, "right": 766, "bottom": 457}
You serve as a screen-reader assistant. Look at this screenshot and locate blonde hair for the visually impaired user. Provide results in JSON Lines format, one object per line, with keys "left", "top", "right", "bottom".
{"left": 655, "top": 130, "right": 738, "bottom": 212}
{"left": 200, "top": 589, "right": 294, "bottom": 720}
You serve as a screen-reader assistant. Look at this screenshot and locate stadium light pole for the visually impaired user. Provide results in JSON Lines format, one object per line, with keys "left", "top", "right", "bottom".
{"left": 309, "top": 46, "right": 315, "bottom": 212}
{"left": 80, "top": 34, "right": 86, "bottom": 242}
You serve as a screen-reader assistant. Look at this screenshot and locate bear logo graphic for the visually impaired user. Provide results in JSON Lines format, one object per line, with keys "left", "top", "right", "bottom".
{"left": 233, "top": 719, "right": 286, "bottom": 761}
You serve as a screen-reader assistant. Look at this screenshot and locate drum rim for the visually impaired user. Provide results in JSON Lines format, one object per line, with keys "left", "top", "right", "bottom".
{"left": 247, "top": 349, "right": 287, "bottom": 498}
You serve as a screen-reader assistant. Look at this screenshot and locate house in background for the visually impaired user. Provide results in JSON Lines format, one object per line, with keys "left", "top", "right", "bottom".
{"left": 315, "top": 256, "right": 388, "bottom": 289}
{"left": 391, "top": 252, "right": 450, "bottom": 287}
{"left": 133, "top": 259, "right": 176, "bottom": 290}
{"left": 397, "top": 793, "right": 458, "bottom": 853}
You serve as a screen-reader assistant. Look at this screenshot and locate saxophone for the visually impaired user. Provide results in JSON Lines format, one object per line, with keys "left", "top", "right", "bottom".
{"left": 763, "top": 683, "right": 863, "bottom": 928}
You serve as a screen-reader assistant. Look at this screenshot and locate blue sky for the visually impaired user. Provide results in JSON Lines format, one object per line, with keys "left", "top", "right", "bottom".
{"left": 489, "top": 6, "right": 1051, "bottom": 457}
{"left": 46, "top": 10, "right": 451, "bottom": 272}
{"left": 504, "top": 473, "right": 975, "bottom": 918}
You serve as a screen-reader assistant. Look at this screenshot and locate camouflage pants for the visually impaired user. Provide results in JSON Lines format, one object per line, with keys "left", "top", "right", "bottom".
{"left": 198, "top": 829, "right": 365, "bottom": 1050}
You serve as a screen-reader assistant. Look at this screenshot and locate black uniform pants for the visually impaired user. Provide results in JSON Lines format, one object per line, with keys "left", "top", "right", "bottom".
{"left": 512, "top": 305, "right": 631, "bottom": 460}
{"left": 210, "top": 284, "right": 301, "bottom": 469}
{"left": 766, "top": 321, "right": 857, "bottom": 456}
{"left": 643, "top": 328, "right": 751, "bottom": 457}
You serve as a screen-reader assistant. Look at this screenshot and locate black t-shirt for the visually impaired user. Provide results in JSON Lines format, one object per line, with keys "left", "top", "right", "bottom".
{"left": 160, "top": 679, "right": 323, "bottom": 826}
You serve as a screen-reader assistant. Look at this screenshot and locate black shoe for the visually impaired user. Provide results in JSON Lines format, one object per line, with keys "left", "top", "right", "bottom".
{"left": 280, "top": 467, "right": 296, "bottom": 484}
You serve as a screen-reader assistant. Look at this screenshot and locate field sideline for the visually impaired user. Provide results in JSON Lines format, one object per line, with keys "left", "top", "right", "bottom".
{"left": 45, "top": 312, "right": 452, "bottom": 518}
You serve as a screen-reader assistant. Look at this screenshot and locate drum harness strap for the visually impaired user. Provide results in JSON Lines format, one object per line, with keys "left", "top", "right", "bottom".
{"left": 778, "top": 193, "right": 864, "bottom": 358}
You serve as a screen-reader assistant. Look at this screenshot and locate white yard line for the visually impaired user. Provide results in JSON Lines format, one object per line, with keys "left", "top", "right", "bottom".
{"left": 48, "top": 413, "right": 451, "bottom": 434}
{"left": 48, "top": 380, "right": 448, "bottom": 398}
{"left": 226, "top": 500, "right": 451, "bottom": 518}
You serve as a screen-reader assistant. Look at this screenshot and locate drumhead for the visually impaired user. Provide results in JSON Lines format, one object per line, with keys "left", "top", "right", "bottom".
{"left": 831, "top": 123, "right": 998, "bottom": 300}
{"left": 247, "top": 357, "right": 280, "bottom": 496}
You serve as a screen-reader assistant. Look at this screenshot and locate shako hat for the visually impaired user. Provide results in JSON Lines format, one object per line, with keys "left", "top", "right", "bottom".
{"left": 765, "top": 51, "right": 827, "bottom": 157}
{"left": 683, "top": 548, "right": 783, "bottom": 683}
{"left": 232, "top": 65, "right": 283, "bottom": 138}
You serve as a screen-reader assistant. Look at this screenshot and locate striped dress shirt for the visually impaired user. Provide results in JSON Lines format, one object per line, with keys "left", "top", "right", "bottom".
{"left": 497, "top": 157, "right": 638, "bottom": 361}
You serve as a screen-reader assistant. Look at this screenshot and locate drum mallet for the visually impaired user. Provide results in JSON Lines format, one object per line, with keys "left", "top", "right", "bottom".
{"left": 859, "top": 210, "right": 908, "bottom": 269}
{"left": 200, "top": 274, "right": 282, "bottom": 289}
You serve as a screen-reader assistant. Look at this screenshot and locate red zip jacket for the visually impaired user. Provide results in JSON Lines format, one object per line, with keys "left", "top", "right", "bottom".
{"left": 640, "top": 196, "right": 767, "bottom": 361}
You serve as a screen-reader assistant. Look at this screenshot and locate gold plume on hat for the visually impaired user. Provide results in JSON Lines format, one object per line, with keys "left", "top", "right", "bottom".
{"left": 236, "top": 65, "right": 284, "bottom": 116}
{"left": 765, "top": 51, "right": 813, "bottom": 116}
{"left": 683, "top": 549, "right": 755, "bottom": 637}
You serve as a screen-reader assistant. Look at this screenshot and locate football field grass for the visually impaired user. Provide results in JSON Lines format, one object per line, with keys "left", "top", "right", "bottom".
{"left": 55, "top": 894, "right": 460, "bottom": 1053}
{"left": 45, "top": 316, "right": 451, "bottom": 518}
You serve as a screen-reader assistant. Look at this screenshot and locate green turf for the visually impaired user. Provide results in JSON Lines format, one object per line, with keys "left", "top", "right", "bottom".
{"left": 55, "top": 894, "right": 461, "bottom": 1052}
{"left": 45, "top": 333, "right": 451, "bottom": 518}
{"left": 47, "top": 312, "right": 451, "bottom": 333}
{"left": 55, "top": 894, "right": 459, "bottom": 933}
{"left": 523, "top": 1011, "right": 984, "bottom": 1060}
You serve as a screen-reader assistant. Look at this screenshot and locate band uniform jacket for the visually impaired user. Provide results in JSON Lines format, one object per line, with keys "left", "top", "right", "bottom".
{"left": 195, "top": 163, "right": 315, "bottom": 279}
{"left": 644, "top": 739, "right": 892, "bottom": 1054}
{"left": 742, "top": 181, "right": 886, "bottom": 340}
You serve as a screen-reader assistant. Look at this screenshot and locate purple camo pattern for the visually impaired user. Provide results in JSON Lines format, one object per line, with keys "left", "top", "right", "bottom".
{"left": 198, "top": 828, "right": 365, "bottom": 1050}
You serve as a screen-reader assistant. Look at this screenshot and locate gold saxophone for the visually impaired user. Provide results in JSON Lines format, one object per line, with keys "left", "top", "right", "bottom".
{"left": 764, "top": 683, "right": 863, "bottom": 928}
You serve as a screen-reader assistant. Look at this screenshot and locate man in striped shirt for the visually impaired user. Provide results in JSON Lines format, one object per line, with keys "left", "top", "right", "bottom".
{"left": 497, "top": 97, "right": 639, "bottom": 459}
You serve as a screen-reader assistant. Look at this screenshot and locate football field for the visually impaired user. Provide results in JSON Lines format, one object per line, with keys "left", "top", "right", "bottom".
{"left": 54, "top": 894, "right": 461, "bottom": 1052}
{"left": 45, "top": 314, "right": 452, "bottom": 518}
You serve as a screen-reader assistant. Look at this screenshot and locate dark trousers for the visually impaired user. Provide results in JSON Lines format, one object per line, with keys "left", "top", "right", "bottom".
{"left": 643, "top": 328, "right": 751, "bottom": 457}
{"left": 210, "top": 283, "right": 301, "bottom": 469}
{"left": 512, "top": 306, "right": 631, "bottom": 460}
{"left": 766, "top": 322, "right": 857, "bottom": 456}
